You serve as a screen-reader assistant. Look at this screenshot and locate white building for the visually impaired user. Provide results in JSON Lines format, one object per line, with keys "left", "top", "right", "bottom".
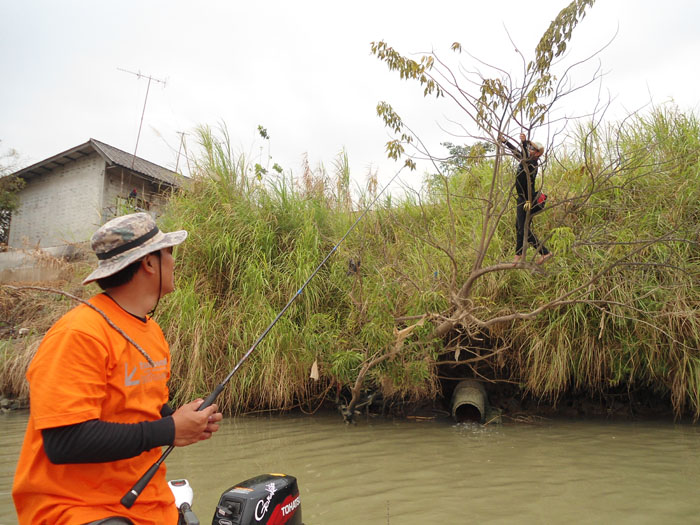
{"left": 1, "top": 139, "right": 184, "bottom": 281}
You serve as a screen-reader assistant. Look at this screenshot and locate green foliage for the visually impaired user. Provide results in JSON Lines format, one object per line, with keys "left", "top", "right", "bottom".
{"left": 0, "top": 145, "right": 24, "bottom": 210}
{"left": 370, "top": 41, "right": 443, "bottom": 98}
{"left": 439, "top": 141, "right": 495, "bottom": 176}
{"left": 533, "top": 0, "right": 596, "bottom": 75}
{"left": 375, "top": 102, "right": 416, "bottom": 170}
{"left": 0, "top": 175, "right": 24, "bottom": 211}
{"left": 0, "top": 143, "right": 24, "bottom": 244}
{"left": 158, "top": 127, "right": 425, "bottom": 414}
{"left": 372, "top": 0, "right": 597, "bottom": 142}
{"left": 483, "top": 0, "right": 596, "bottom": 126}
{"left": 500, "top": 106, "right": 700, "bottom": 415}
{"left": 156, "top": 106, "right": 700, "bottom": 418}
{"left": 254, "top": 163, "right": 267, "bottom": 180}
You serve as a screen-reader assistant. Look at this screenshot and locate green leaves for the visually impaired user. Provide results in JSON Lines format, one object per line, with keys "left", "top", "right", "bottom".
{"left": 549, "top": 227, "right": 576, "bottom": 255}
{"left": 370, "top": 41, "right": 443, "bottom": 98}
{"left": 376, "top": 102, "right": 417, "bottom": 170}
{"left": 0, "top": 174, "right": 24, "bottom": 244}
{"left": 371, "top": 0, "right": 597, "bottom": 156}
{"left": 376, "top": 101, "right": 403, "bottom": 133}
{"left": 254, "top": 163, "right": 267, "bottom": 180}
{"left": 476, "top": 77, "right": 508, "bottom": 127}
{"left": 0, "top": 174, "right": 24, "bottom": 211}
{"left": 533, "top": 0, "right": 595, "bottom": 76}
{"left": 440, "top": 141, "right": 495, "bottom": 175}
{"left": 384, "top": 139, "right": 405, "bottom": 161}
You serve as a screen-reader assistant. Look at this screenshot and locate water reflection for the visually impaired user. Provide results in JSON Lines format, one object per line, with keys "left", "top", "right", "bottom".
{"left": 2, "top": 411, "right": 699, "bottom": 524}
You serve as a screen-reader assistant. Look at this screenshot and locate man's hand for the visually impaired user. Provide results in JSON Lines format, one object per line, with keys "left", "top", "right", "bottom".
{"left": 172, "top": 398, "right": 223, "bottom": 447}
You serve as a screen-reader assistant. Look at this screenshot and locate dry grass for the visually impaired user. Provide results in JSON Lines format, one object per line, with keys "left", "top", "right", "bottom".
{"left": 2, "top": 108, "right": 699, "bottom": 419}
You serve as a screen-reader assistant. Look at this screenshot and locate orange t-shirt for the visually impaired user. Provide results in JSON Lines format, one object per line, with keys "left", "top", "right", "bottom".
{"left": 12, "top": 293, "right": 178, "bottom": 525}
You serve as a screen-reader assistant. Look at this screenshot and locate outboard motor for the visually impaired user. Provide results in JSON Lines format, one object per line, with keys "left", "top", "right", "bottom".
{"left": 213, "top": 473, "right": 302, "bottom": 525}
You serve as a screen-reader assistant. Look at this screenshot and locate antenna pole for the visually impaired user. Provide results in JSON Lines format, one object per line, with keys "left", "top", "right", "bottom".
{"left": 117, "top": 68, "right": 166, "bottom": 170}
{"left": 175, "top": 132, "right": 187, "bottom": 175}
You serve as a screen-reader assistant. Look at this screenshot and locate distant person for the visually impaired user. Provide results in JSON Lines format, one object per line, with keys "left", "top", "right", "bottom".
{"left": 500, "top": 132, "right": 552, "bottom": 264}
{"left": 12, "top": 212, "right": 223, "bottom": 525}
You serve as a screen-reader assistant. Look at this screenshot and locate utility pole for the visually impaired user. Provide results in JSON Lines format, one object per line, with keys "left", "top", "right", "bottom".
{"left": 118, "top": 68, "right": 166, "bottom": 169}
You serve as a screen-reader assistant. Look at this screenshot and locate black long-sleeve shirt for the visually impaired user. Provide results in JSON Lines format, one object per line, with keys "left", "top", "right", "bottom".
{"left": 503, "top": 139, "right": 539, "bottom": 201}
{"left": 41, "top": 403, "right": 175, "bottom": 464}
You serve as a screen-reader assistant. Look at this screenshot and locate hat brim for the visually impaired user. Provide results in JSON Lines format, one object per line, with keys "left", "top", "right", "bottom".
{"left": 82, "top": 230, "right": 188, "bottom": 285}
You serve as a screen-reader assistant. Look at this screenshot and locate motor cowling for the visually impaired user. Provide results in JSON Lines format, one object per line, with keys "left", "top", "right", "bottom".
{"left": 212, "top": 474, "right": 302, "bottom": 525}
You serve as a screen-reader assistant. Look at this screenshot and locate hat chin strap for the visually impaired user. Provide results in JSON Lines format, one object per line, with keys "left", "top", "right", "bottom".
{"left": 148, "top": 253, "right": 162, "bottom": 318}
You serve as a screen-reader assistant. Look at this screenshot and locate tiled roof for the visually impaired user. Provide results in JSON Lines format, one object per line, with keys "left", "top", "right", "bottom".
{"left": 12, "top": 138, "right": 185, "bottom": 187}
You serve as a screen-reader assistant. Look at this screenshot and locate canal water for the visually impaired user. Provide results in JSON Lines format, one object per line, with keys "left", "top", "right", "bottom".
{"left": 2, "top": 410, "right": 699, "bottom": 524}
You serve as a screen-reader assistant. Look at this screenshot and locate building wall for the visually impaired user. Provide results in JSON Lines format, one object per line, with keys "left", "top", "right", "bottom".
{"left": 102, "top": 166, "right": 171, "bottom": 222}
{"left": 8, "top": 153, "right": 104, "bottom": 248}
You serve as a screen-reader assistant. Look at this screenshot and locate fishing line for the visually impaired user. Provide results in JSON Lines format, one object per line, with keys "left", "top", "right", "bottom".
{"left": 122, "top": 164, "right": 409, "bottom": 508}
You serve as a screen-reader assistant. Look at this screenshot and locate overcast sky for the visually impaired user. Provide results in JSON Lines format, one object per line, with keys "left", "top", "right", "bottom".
{"left": 1, "top": 1, "right": 699, "bottom": 193}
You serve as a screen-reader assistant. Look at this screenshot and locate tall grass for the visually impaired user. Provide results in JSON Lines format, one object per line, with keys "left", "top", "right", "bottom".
{"left": 477, "top": 105, "right": 700, "bottom": 415}
{"left": 2, "top": 107, "right": 698, "bottom": 419}
{"left": 158, "top": 127, "right": 388, "bottom": 414}
{"left": 157, "top": 108, "right": 698, "bottom": 417}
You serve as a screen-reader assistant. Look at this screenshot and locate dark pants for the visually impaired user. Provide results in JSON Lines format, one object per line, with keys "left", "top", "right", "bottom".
{"left": 515, "top": 198, "right": 549, "bottom": 256}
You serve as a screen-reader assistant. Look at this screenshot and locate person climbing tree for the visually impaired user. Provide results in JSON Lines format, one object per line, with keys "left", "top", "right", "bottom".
{"left": 500, "top": 132, "right": 552, "bottom": 265}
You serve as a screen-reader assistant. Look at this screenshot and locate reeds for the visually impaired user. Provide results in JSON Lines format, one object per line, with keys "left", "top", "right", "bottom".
{"left": 1, "top": 107, "right": 698, "bottom": 418}
{"left": 154, "top": 107, "right": 698, "bottom": 417}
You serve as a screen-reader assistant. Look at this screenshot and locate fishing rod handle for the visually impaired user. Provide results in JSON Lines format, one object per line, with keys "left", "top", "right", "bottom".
{"left": 121, "top": 385, "right": 223, "bottom": 509}
{"left": 120, "top": 457, "right": 169, "bottom": 508}
{"left": 198, "top": 383, "right": 225, "bottom": 411}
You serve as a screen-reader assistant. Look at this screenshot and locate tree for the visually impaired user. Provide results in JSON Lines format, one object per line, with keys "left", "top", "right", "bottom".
{"left": 0, "top": 142, "right": 24, "bottom": 246}
{"left": 338, "top": 0, "right": 700, "bottom": 420}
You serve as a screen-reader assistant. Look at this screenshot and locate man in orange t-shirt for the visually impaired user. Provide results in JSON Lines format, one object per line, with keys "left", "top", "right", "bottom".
{"left": 12, "top": 213, "right": 223, "bottom": 525}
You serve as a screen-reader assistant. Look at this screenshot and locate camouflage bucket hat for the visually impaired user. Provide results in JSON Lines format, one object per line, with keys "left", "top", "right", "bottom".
{"left": 82, "top": 212, "right": 187, "bottom": 285}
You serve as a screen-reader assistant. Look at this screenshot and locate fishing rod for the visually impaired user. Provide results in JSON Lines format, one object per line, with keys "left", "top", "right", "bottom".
{"left": 121, "top": 165, "right": 407, "bottom": 508}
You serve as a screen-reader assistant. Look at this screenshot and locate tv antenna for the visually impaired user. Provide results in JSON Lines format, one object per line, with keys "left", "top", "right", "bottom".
{"left": 118, "top": 68, "right": 167, "bottom": 169}
{"left": 175, "top": 131, "right": 189, "bottom": 175}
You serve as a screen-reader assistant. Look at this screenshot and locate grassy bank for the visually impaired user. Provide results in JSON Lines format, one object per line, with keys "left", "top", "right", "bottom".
{"left": 2, "top": 107, "right": 699, "bottom": 419}
{"left": 158, "top": 108, "right": 699, "bottom": 417}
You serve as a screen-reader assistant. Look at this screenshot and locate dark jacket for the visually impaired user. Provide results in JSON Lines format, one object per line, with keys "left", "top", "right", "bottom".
{"left": 503, "top": 139, "right": 539, "bottom": 201}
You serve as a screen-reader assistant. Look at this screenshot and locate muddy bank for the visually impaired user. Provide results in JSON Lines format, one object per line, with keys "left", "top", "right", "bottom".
{"left": 325, "top": 379, "right": 681, "bottom": 424}
{"left": 0, "top": 395, "right": 27, "bottom": 413}
{"left": 0, "top": 384, "right": 680, "bottom": 423}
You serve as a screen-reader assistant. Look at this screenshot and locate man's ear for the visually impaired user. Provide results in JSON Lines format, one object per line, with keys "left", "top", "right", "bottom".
{"left": 141, "top": 253, "right": 159, "bottom": 275}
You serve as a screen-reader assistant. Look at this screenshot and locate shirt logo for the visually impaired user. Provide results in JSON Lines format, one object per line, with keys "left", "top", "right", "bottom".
{"left": 125, "top": 363, "right": 139, "bottom": 386}
{"left": 123, "top": 359, "right": 167, "bottom": 387}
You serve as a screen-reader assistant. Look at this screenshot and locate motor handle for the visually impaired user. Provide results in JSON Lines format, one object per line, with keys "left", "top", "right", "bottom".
{"left": 179, "top": 502, "right": 200, "bottom": 525}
